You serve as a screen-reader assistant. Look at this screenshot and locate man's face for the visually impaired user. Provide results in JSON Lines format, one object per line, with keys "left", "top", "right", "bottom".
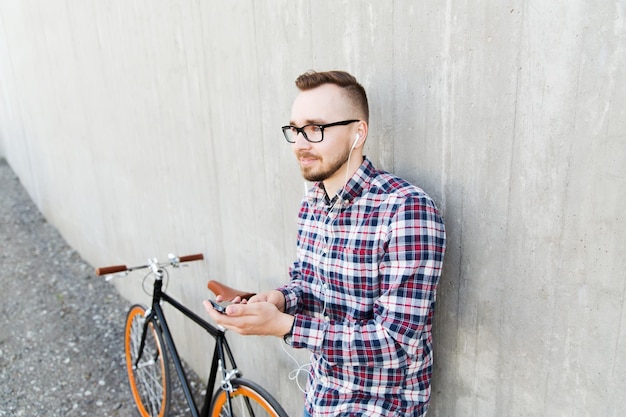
{"left": 289, "top": 84, "right": 357, "bottom": 184}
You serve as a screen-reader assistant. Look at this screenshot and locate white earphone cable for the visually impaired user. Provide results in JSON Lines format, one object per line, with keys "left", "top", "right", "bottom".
{"left": 283, "top": 133, "right": 360, "bottom": 393}
{"left": 280, "top": 339, "right": 311, "bottom": 393}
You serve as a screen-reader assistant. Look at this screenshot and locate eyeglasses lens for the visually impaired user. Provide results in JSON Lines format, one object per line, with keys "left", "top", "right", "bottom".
{"left": 283, "top": 125, "right": 323, "bottom": 143}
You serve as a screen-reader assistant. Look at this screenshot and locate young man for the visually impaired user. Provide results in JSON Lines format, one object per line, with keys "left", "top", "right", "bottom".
{"left": 204, "top": 70, "right": 446, "bottom": 416}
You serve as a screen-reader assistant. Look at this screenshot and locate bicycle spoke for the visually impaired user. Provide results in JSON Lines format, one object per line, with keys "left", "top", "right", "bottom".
{"left": 125, "top": 305, "right": 170, "bottom": 417}
{"left": 132, "top": 322, "right": 163, "bottom": 413}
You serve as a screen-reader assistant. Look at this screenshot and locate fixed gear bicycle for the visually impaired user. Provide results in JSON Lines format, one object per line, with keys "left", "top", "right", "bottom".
{"left": 96, "top": 253, "right": 289, "bottom": 417}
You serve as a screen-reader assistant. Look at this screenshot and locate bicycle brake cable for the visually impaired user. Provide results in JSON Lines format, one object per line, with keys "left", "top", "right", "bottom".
{"left": 141, "top": 268, "right": 170, "bottom": 295}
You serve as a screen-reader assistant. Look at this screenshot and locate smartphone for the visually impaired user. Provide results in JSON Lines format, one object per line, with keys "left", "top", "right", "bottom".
{"left": 209, "top": 299, "right": 227, "bottom": 314}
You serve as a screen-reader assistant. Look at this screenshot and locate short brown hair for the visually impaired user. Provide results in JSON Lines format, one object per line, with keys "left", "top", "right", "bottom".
{"left": 294, "top": 70, "right": 369, "bottom": 122}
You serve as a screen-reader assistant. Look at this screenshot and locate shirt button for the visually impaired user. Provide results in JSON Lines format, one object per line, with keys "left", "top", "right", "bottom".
{"left": 324, "top": 316, "right": 330, "bottom": 322}
{"left": 322, "top": 247, "right": 328, "bottom": 254}
{"left": 320, "top": 376, "right": 328, "bottom": 384}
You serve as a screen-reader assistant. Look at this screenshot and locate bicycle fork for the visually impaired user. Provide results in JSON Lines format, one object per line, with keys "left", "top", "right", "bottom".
{"left": 134, "top": 308, "right": 156, "bottom": 370}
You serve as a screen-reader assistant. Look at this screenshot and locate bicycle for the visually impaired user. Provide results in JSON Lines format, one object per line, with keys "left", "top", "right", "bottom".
{"left": 96, "top": 253, "right": 289, "bottom": 417}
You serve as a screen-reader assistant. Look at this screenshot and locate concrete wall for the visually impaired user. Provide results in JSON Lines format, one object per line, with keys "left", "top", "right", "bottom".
{"left": 1, "top": 1, "right": 625, "bottom": 416}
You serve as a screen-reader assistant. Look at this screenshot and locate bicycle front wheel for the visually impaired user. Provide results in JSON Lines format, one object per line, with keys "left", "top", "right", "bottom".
{"left": 209, "top": 378, "right": 289, "bottom": 417}
{"left": 125, "top": 304, "right": 171, "bottom": 417}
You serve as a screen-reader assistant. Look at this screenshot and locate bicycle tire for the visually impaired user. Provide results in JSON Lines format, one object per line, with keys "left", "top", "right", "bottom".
{"left": 125, "top": 304, "right": 171, "bottom": 417}
{"left": 209, "top": 378, "right": 289, "bottom": 417}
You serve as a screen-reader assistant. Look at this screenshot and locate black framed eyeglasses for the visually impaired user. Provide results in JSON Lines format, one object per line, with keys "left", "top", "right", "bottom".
{"left": 281, "top": 119, "right": 360, "bottom": 143}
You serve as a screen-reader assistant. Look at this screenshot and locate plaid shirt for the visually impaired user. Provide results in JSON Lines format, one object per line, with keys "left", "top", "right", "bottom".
{"left": 279, "top": 157, "right": 446, "bottom": 417}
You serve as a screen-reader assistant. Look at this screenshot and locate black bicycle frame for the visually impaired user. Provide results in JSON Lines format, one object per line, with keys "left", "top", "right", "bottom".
{"left": 139, "top": 270, "right": 240, "bottom": 417}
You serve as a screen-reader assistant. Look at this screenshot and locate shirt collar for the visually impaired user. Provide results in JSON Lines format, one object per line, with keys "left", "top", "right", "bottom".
{"left": 307, "top": 157, "right": 375, "bottom": 208}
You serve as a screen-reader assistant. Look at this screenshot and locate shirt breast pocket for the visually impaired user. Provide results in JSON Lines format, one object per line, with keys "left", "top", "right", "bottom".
{"left": 338, "top": 246, "right": 379, "bottom": 300}
{"left": 343, "top": 246, "right": 375, "bottom": 266}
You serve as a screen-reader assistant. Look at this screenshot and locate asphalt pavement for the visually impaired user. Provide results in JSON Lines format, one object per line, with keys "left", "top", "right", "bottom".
{"left": 0, "top": 158, "right": 201, "bottom": 416}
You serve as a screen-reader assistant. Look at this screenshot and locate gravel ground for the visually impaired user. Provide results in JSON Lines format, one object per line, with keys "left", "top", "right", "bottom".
{"left": 0, "top": 159, "right": 203, "bottom": 416}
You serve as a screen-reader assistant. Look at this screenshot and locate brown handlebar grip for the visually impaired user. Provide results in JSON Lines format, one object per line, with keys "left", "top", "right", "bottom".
{"left": 179, "top": 253, "right": 204, "bottom": 262}
{"left": 95, "top": 265, "right": 128, "bottom": 276}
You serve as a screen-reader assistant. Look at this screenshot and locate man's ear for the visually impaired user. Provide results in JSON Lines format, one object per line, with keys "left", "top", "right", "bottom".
{"left": 355, "top": 121, "right": 368, "bottom": 147}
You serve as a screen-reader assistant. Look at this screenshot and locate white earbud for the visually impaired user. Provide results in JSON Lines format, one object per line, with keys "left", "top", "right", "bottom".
{"left": 351, "top": 133, "right": 360, "bottom": 150}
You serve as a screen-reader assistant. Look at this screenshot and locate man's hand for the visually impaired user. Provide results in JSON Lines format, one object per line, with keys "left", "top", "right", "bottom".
{"left": 246, "top": 290, "right": 286, "bottom": 311}
{"left": 215, "top": 289, "right": 286, "bottom": 312}
{"left": 203, "top": 299, "right": 294, "bottom": 337}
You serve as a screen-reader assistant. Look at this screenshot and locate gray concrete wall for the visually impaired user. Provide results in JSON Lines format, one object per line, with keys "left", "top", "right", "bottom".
{"left": 1, "top": 1, "right": 624, "bottom": 416}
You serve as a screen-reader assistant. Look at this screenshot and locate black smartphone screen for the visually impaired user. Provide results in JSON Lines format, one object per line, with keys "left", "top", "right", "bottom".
{"left": 209, "top": 299, "right": 227, "bottom": 314}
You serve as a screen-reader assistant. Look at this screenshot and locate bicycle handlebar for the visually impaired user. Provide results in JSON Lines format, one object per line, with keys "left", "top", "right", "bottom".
{"left": 95, "top": 253, "right": 204, "bottom": 276}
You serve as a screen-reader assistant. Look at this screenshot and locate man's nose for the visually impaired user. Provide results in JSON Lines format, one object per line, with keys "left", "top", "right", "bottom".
{"left": 292, "top": 131, "right": 311, "bottom": 147}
